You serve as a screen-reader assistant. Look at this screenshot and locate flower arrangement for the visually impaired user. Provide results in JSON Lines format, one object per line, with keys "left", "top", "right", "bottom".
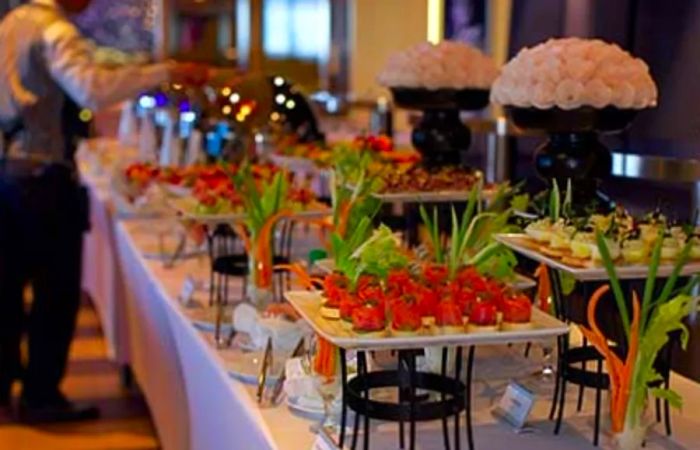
{"left": 491, "top": 38, "right": 657, "bottom": 110}
{"left": 377, "top": 40, "right": 499, "bottom": 90}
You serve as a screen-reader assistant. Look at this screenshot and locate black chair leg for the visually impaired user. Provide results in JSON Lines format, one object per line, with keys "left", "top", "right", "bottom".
{"left": 655, "top": 397, "right": 661, "bottom": 423}
{"left": 593, "top": 358, "right": 602, "bottom": 447}
{"left": 554, "top": 381, "right": 567, "bottom": 434}
{"left": 549, "top": 368, "right": 561, "bottom": 421}
{"left": 577, "top": 338, "right": 588, "bottom": 412}
{"left": 554, "top": 375, "right": 567, "bottom": 435}
{"left": 664, "top": 375, "right": 672, "bottom": 436}
{"left": 524, "top": 342, "right": 531, "bottom": 358}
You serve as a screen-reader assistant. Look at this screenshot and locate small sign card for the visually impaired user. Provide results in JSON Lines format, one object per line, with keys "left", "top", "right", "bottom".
{"left": 310, "top": 426, "right": 344, "bottom": 450}
{"left": 178, "top": 276, "right": 197, "bottom": 307}
{"left": 492, "top": 381, "right": 535, "bottom": 430}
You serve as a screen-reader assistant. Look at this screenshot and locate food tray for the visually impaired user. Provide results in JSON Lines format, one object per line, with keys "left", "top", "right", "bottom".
{"left": 285, "top": 290, "right": 568, "bottom": 351}
{"left": 169, "top": 197, "right": 331, "bottom": 226}
{"left": 313, "top": 258, "right": 535, "bottom": 290}
{"left": 494, "top": 233, "right": 700, "bottom": 281}
{"left": 269, "top": 154, "right": 324, "bottom": 172}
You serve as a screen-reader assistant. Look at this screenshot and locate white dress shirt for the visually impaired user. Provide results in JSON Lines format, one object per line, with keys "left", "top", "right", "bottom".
{"left": 0, "top": 0, "right": 170, "bottom": 160}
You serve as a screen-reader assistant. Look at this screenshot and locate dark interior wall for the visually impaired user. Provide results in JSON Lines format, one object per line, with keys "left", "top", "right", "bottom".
{"left": 509, "top": 0, "right": 564, "bottom": 56}
{"left": 628, "top": 0, "right": 700, "bottom": 157}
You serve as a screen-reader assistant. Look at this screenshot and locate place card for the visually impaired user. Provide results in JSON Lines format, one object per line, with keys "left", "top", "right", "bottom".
{"left": 178, "top": 276, "right": 197, "bottom": 307}
{"left": 492, "top": 381, "right": 535, "bottom": 430}
{"left": 310, "top": 426, "right": 344, "bottom": 450}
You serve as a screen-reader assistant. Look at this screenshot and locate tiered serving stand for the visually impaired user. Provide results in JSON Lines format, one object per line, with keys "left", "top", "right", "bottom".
{"left": 494, "top": 233, "right": 700, "bottom": 443}
{"left": 286, "top": 291, "right": 568, "bottom": 450}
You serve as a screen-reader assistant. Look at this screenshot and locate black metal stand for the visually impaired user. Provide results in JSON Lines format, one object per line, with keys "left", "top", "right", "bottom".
{"left": 337, "top": 347, "right": 478, "bottom": 450}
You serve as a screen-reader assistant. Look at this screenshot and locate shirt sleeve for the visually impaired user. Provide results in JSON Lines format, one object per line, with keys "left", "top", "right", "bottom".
{"left": 42, "top": 19, "right": 171, "bottom": 111}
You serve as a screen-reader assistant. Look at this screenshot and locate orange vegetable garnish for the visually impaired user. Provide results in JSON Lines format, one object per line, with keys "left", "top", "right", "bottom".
{"left": 534, "top": 263, "right": 551, "bottom": 312}
{"left": 313, "top": 336, "right": 337, "bottom": 379}
{"left": 578, "top": 285, "right": 640, "bottom": 434}
{"left": 274, "top": 263, "right": 325, "bottom": 290}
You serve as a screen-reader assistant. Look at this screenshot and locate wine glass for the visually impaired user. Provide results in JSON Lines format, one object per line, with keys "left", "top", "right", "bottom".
{"left": 305, "top": 334, "right": 341, "bottom": 434}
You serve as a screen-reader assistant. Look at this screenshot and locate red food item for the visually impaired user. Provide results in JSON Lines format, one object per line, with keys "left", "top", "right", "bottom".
{"left": 340, "top": 294, "right": 362, "bottom": 322}
{"left": 288, "top": 187, "right": 315, "bottom": 205}
{"left": 391, "top": 302, "right": 422, "bottom": 332}
{"left": 387, "top": 268, "right": 412, "bottom": 290}
{"left": 323, "top": 273, "right": 348, "bottom": 308}
{"left": 125, "top": 162, "right": 159, "bottom": 188}
{"left": 502, "top": 294, "right": 532, "bottom": 324}
{"left": 446, "top": 284, "right": 476, "bottom": 316}
{"left": 480, "top": 280, "right": 505, "bottom": 310}
{"left": 469, "top": 301, "right": 498, "bottom": 326}
{"left": 352, "top": 304, "right": 386, "bottom": 333}
{"left": 158, "top": 167, "right": 184, "bottom": 185}
{"left": 423, "top": 264, "right": 448, "bottom": 287}
{"left": 353, "top": 134, "right": 393, "bottom": 153}
{"left": 454, "top": 266, "right": 481, "bottom": 285}
{"left": 417, "top": 287, "right": 439, "bottom": 318}
{"left": 435, "top": 302, "right": 464, "bottom": 327}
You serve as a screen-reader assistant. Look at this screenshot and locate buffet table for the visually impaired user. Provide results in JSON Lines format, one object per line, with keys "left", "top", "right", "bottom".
{"left": 76, "top": 141, "right": 700, "bottom": 450}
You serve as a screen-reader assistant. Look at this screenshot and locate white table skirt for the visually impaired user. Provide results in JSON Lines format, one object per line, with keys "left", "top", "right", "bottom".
{"left": 81, "top": 170, "right": 131, "bottom": 364}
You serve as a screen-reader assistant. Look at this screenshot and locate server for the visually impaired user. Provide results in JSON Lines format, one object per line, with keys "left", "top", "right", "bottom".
{"left": 0, "top": 0, "right": 194, "bottom": 423}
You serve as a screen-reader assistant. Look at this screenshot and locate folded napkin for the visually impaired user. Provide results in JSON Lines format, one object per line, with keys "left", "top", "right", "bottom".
{"left": 233, "top": 303, "right": 311, "bottom": 352}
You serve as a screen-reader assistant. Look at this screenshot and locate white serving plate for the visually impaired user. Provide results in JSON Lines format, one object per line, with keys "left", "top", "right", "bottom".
{"left": 369, "top": 188, "right": 495, "bottom": 204}
{"left": 169, "top": 197, "right": 331, "bottom": 226}
{"left": 286, "top": 395, "right": 324, "bottom": 418}
{"left": 313, "top": 258, "right": 536, "bottom": 291}
{"left": 269, "top": 154, "right": 324, "bottom": 172}
{"left": 494, "top": 233, "right": 700, "bottom": 281}
{"left": 284, "top": 291, "right": 568, "bottom": 351}
{"left": 160, "top": 183, "right": 193, "bottom": 198}
{"left": 186, "top": 301, "right": 235, "bottom": 334}
{"left": 201, "top": 333, "right": 284, "bottom": 385}
{"left": 168, "top": 197, "right": 245, "bottom": 224}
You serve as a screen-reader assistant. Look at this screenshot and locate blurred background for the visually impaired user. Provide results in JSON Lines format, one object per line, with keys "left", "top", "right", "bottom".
{"left": 0, "top": 0, "right": 697, "bottom": 217}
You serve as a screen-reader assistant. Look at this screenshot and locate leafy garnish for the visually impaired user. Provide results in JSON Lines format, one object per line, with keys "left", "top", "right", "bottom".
{"left": 549, "top": 179, "right": 560, "bottom": 222}
{"left": 419, "top": 183, "right": 516, "bottom": 281}
{"left": 351, "top": 225, "right": 408, "bottom": 280}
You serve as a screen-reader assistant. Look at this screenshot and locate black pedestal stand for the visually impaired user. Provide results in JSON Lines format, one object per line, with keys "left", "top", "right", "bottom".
{"left": 391, "top": 87, "right": 490, "bottom": 169}
{"left": 506, "top": 106, "right": 638, "bottom": 214}
{"left": 337, "top": 347, "right": 478, "bottom": 450}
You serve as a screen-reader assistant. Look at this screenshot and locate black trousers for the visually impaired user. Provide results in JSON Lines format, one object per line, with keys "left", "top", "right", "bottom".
{"left": 0, "top": 161, "right": 89, "bottom": 403}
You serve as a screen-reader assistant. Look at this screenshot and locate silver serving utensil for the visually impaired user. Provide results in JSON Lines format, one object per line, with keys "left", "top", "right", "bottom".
{"left": 269, "top": 337, "right": 306, "bottom": 405}
{"left": 163, "top": 232, "right": 187, "bottom": 269}
{"left": 256, "top": 337, "right": 273, "bottom": 403}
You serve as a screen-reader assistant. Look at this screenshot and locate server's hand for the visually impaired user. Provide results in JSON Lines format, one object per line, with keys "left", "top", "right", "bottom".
{"left": 170, "top": 62, "right": 210, "bottom": 87}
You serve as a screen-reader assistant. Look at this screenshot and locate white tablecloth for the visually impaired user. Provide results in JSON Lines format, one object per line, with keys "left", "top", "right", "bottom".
{"left": 81, "top": 167, "right": 131, "bottom": 364}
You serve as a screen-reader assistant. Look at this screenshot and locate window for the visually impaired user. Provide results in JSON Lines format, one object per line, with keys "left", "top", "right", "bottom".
{"left": 263, "top": 0, "right": 330, "bottom": 60}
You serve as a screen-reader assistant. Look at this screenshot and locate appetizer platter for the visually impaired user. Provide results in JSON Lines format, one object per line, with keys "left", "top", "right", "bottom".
{"left": 353, "top": 166, "right": 497, "bottom": 203}
{"left": 313, "top": 257, "right": 535, "bottom": 290}
{"left": 495, "top": 232, "right": 700, "bottom": 281}
{"left": 496, "top": 204, "right": 700, "bottom": 280}
{"left": 272, "top": 135, "right": 420, "bottom": 171}
{"left": 285, "top": 289, "right": 567, "bottom": 351}
{"left": 169, "top": 196, "right": 330, "bottom": 225}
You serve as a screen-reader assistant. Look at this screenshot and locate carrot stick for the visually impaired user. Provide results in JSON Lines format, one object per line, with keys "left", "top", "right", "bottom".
{"left": 253, "top": 209, "right": 293, "bottom": 288}
{"left": 578, "top": 284, "right": 642, "bottom": 433}
{"left": 336, "top": 200, "right": 354, "bottom": 239}
{"left": 534, "top": 263, "right": 552, "bottom": 312}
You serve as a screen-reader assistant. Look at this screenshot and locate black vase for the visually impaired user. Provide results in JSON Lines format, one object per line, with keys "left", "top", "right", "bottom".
{"left": 506, "top": 106, "right": 637, "bottom": 207}
{"left": 411, "top": 109, "right": 470, "bottom": 167}
{"left": 390, "top": 88, "right": 490, "bottom": 168}
{"left": 534, "top": 132, "right": 611, "bottom": 200}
